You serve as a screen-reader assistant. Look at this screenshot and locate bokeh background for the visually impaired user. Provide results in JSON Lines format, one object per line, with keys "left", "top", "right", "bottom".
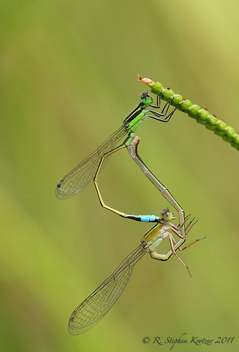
{"left": 1, "top": 0, "right": 239, "bottom": 351}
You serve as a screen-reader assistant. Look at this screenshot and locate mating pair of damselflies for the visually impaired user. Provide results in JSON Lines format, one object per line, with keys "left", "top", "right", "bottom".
{"left": 56, "top": 74, "right": 238, "bottom": 335}
{"left": 56, "top": 74, "right": 239, "bottom": 235}
{"left": 56, "top": 87, "right": 186, "bottom": 237}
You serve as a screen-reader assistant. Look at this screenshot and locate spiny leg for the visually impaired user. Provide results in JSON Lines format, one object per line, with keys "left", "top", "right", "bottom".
{"left": 147, "top": 98, "right": 178, "bottom": 122}
{"left": 127, "top": 135, "right": 185, "bottom": 241}
{"left": 149, "top": 233, "right": 191, "bottom": 276}
{"left": 168, "top": 233, "right": 192, "bottom": 276}
{"left": 179, "top": 237, "right": 205, "bottom": 251}
{"left": 177, "top": 217, "right": 205, "bottom": 251}
{"left": 170, "top": 218, "right": 204, "bottom": 273}
{"left": 149, "top": 217, "right": 200, "bottom": 276}
{"left": 148, "top": 90, "right": 179, "bottom": 123}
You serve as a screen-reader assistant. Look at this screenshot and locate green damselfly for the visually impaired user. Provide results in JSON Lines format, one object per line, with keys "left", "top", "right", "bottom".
{"left": 68, "top": 209, "right": 202, "bottom": 335}
{"left": 56, "top": 93, "right": 186, "bottom": 236}
{"left": 138, "top": 75, "right": 239, "bottom": 150}
{"left": 56, "top": 93, "right": 177, "bottom": 199}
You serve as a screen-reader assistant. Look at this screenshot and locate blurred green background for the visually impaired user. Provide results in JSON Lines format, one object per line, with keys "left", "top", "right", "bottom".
{"left": 1, "top": 0, "right": 239, "bottom": 351}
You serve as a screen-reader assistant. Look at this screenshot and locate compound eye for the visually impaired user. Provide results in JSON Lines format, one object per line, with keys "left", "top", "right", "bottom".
{"left": 141, "top": 92, "right": 149, "bottom": 100}
{"left": 161, "top": 209, "right": 174, "bottom": 221}
{"left": 140, "top": 92, "right": 153, "bottom": 105}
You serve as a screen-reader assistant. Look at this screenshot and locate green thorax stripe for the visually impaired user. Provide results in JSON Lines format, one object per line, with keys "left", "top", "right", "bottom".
{"left": 124, "top": 106, "right": 147, "bottom": 132}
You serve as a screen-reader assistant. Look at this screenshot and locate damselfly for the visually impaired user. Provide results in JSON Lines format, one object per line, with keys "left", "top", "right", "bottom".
{"left": 56, "top": 93, "right": 186, "bottom": 236}
{"left": 55, "top": 93, "right": 177, "bottom": 199}
{"left": 68, "top": 209, "right": 202, "bottom": 335}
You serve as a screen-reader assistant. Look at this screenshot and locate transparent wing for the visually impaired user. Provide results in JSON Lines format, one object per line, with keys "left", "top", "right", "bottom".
{"left": 56, "top": 125, "right": 127, "bottom": 199}
{"left": 68, "top": 244, "right": 146, "bottom": 335}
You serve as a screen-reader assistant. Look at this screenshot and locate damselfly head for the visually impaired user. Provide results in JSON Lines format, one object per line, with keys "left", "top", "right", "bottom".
{"left": 140, "top": 92, "right": 153, "bottom": 106}
{"left": 161, "top": 209, "right": 175, "bottom": 222}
